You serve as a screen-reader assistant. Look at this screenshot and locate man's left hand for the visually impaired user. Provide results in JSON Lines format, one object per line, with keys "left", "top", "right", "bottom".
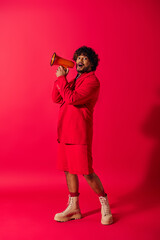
{"left": 56, "top": 66, "right": 69, "bottom": 77}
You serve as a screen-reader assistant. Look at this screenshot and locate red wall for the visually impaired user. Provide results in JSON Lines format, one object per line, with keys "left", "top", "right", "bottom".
{"left": 0, "top": 0, "right": 160, "bottom": 196}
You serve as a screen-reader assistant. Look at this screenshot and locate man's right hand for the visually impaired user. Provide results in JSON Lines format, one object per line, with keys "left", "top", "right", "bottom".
{"left": 56, "top": 66, "right": 69, "bottom": 78}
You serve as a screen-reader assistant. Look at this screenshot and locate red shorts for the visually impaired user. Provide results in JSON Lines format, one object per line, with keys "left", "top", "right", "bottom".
{"left": 56, "top": 142, "right": 94, "bottom": 175}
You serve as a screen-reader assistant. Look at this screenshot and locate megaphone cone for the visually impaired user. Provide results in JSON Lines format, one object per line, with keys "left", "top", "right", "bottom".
{"left": 50, "top": 52, "right": 75, "bottom": 68}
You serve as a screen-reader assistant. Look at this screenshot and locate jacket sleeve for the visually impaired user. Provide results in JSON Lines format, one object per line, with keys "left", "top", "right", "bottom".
{"left": 52, "top": 80, "right": 63, "bottom": 104}
{"left": 55, "top": 75, "right": 100, "bottom": 105}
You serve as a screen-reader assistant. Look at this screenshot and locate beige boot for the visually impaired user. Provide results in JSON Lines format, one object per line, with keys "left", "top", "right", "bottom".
{"left": 54, "top": 195, "right": 82, "bottom": 222}
{"left": 99, "top": 195, "right": 113, "bottom": 225}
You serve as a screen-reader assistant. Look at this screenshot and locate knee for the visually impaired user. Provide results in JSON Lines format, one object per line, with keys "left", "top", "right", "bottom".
{"left": 64, "top": 171, "right": 69, "bottom": 176}
{"left": 65, "top": 171, "right": 78, "bottom": 177}
{"left": 83, "top": 173, "right": 95, "bottom": 181}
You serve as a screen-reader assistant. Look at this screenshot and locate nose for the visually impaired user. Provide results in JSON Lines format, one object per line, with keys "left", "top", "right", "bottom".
{"left": 78, "top": 57, "right": 84, "bottom": 63}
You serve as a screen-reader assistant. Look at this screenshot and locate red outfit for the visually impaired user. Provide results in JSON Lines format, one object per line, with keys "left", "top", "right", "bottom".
{"left": 52, "top": 71, "right": 100, "bottom": 174}
{"left": 56, "top": 143, "right": 94, "bottom": 175}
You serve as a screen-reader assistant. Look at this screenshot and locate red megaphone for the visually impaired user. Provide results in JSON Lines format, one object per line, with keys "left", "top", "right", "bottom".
{"left": 50, "top": 52, "right": 75, "bottom": 68}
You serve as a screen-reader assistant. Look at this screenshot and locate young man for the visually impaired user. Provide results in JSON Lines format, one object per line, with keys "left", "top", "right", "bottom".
{"left": 52, "top": 46, "right": 113, "bottom": 225}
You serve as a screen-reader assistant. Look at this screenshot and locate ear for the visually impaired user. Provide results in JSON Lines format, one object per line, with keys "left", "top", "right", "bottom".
{"left": 90, "top": 62, "right": 94, "bottom": 70}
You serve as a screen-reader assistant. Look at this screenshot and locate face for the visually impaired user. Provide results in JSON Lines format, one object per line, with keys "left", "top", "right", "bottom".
{"left": 76, "top": 54, "right": 92, "bottom": 74}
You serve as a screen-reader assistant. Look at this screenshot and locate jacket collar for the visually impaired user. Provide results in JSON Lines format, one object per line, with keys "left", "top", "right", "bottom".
{"left": 75, "top": 71, "right": 95, "bottom": 81}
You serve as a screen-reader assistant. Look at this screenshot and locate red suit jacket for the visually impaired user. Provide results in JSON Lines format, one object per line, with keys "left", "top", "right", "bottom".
{"left": 52, "top": 71, "right": 100, "bottom": 145}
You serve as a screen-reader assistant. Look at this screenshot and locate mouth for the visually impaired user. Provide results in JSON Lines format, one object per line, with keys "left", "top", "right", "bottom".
{"left": 77, "top": 63, "right": 84, "bottom": 68}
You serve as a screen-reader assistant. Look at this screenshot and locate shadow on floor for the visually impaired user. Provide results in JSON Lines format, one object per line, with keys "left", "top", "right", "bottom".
{"left": 82, "top": 208, "right": 101, "bottom": 218}
{"left": 112, "top": 104, "right": 160, "bottom": 221}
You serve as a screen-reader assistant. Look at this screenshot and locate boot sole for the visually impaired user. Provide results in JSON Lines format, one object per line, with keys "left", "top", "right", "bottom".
{"left": 54, "top": 213, "right": 82, "bottom": 222}
{"left": 101, "top": 216, "right": 113, "bottom": 225}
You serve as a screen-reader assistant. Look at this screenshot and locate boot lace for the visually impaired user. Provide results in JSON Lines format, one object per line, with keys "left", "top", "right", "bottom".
{"left": 99, "top": 196, "right": 110, "bottom": 216}
{"left": 62, "top": 195, "right": 73, "bottom": 213}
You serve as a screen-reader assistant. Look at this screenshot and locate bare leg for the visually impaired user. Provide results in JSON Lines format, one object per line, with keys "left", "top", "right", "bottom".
{"left": 54, "top": 171, "right": 81, "bottom": 222}
{"left": 83, "top": 172, "right": 113, "bottom": 225}
{"left": 83, "top": 172, "right": 104, "bottom": 195}
{"left": 65, "top": 171, "right": 79, "bottom": 193}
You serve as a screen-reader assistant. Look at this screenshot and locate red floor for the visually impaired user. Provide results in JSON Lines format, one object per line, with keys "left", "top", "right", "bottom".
{"left": 1, "top": 181, "right": 159, "bottom": 240}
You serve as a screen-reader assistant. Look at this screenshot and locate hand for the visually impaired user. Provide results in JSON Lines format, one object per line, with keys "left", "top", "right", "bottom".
{"left": 56, "top": 66, "right": 69, "bottom": 77}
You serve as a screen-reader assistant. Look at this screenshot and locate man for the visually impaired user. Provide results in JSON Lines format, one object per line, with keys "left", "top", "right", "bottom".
{"left": 52, "top": 46, "right": 113, "bottom": 225}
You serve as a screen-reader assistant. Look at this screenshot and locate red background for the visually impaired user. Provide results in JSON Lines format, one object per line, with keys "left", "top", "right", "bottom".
{"left": 0, "top": 0, "right": 160, "bottom": 239}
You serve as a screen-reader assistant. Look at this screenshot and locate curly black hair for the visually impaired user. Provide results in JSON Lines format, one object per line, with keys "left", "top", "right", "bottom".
{"left": 73, "top": 46, "right": 99, "bottom": 71}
